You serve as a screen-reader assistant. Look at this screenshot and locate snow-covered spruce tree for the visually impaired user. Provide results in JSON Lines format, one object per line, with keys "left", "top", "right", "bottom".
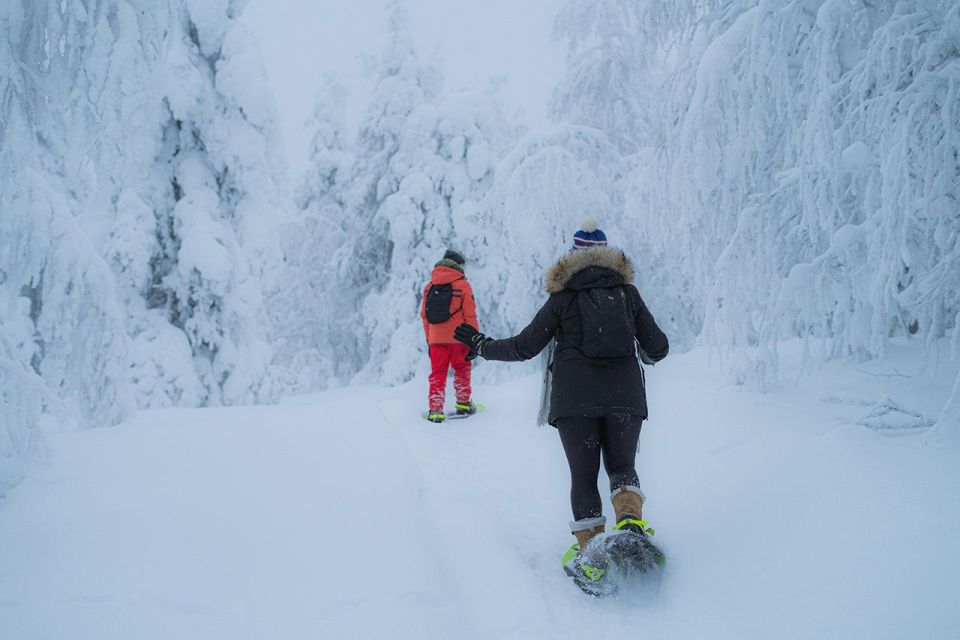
{"left": 0, "top": 0, "right": 147, "bottom": 489}
{"left": 550, "top": 0, "right": 659, "bottom": 154}
{"left": 0, "top": 0, "right": 291, "bottom": 495}
{"left": 0, "top": 0, "right": 137, "bottom": 429}
{"left": 314, "top": 1, "right": 443, "bottom": 383}
{"left": 37, "top": 0, "right": 195, "bottom": 408}
{"left": 0, "top": 5, "right": 52, "bottom": 489}
{"left": 645, "top": 1, "right": 830, "bottom": 384}
{"left": 734, "top": 1, "right": 957, "bottom": 387}
{"left": 618, "top": 1, "right": 960, "bottom": 392}
{"left": 550, "top": 0, "right": 725, "bottom": 154}
{"left": 298, "top": 75, "right": 352, "bottom": 216}
{"left": 143, "top": 0, "right": 288, "bottom": 407}
{"left": 278, "top": 75, "right": 354, "bottom": 388}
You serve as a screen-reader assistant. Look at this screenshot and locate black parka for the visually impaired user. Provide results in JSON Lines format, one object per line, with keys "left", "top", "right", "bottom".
{"left": 481, "top": 247, "right": 668, "bottom": 425}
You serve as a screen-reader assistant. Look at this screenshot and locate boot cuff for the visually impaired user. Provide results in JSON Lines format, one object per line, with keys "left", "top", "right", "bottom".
{"left": 569, "top": 516, "right": 606, "bottom": 532}
{"left": 611, "top": 485, "right": 645, "bottom": 502}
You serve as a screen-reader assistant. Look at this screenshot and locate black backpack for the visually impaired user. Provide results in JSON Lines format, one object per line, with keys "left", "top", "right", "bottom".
{"left": 425, "top": 283, "right": 463, "bottom": 324}
{"left": 576, "top": 287, "right": 636, "bottom": 359}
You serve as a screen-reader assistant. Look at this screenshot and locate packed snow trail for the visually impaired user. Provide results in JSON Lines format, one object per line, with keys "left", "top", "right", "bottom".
{"left": 1, "top": 345, "right": 958, "bottom": 639}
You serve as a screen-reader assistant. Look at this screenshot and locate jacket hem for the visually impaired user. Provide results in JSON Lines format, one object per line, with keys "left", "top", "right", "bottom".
{"left": 548, "top": 407, "right": 647, "bottom": 427}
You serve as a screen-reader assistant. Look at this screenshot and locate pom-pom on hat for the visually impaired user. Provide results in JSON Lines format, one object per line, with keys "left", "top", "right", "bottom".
{"left": 572, "top": 217, "right": 607, "bottom": 251}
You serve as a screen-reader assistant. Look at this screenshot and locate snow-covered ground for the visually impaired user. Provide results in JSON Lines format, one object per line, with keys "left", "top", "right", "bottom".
{"left": 1, "top": 343, "right": 958, "bottom": 639}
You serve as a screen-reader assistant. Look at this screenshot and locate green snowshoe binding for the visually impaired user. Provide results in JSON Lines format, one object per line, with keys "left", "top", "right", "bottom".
{"left": 425, "top": 410, "right": 445, "bottom": 423}
{"left": 455, "top": 400, "right": 478, "bottom": 415}
{"left": 562, "top": 542, "right": 614, "bottom": 597}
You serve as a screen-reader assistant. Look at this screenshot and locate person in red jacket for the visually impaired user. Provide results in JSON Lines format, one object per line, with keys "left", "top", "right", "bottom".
{"left": 420, "top": 249, "right": 479, "bottom": 423}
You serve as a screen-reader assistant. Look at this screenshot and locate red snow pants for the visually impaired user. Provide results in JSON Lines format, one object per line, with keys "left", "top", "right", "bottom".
{"left": 428, "top": 343, "right": 472, "bottom": 412}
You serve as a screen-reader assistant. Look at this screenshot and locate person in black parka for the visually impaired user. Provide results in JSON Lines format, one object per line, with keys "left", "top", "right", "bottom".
{"left": 454, "top": 218, "right": 668, "bottom": 588}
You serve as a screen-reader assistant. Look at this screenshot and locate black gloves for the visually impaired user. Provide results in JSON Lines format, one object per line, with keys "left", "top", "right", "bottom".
{"left": 454, "top": 323, "right": 490, "bottom": 361}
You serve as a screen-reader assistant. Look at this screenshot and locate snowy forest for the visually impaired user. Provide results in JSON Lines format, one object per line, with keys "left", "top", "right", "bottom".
{"left": 4, "top": 0, "right": 958, "bottom": 487}
{"left": 1, "top": 0, "right": 959, "bottom": 635}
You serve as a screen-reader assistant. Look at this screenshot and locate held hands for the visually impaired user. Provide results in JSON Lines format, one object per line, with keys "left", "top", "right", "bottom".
{"left": 454, "top": 323, "right": 491, "bottom": 361}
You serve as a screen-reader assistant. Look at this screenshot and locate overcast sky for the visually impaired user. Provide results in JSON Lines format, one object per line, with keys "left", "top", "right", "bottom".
{"left": 240, "top": 0, "right": 565, "bottom": 176}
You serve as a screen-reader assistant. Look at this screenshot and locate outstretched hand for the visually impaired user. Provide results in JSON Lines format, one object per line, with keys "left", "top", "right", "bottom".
{"left": 454, "top": 323, "right": 490, "bottom": 361}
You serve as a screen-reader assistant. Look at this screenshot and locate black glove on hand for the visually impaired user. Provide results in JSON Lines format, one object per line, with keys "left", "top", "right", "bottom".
{"left": 454, "top": 323, "right": 490, "bottom": 361}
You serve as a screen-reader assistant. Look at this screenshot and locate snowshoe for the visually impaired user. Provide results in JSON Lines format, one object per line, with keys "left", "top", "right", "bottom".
{"left": 562, "top": 543, "right": 615, "bottom": 597}
{"left": 455, "top": 400, "right": 478, "bottom": 415}
{"left": 604, "top": 518, "right": 665, "bottom": 575}
{"left": 425, "top": 410, "right": 445, "bottom": 423}
{"left": 423, "top": 403, "right": 485, "bottom": 421}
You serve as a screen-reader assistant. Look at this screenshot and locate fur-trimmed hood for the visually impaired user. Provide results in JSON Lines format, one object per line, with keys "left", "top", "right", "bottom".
{"left": 544, "top": 246, "right": 634, "bottom": 294}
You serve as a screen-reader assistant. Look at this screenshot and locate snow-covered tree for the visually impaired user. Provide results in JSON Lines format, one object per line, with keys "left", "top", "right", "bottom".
{"left": 307, "top": 1, "right": 444, "bottom": 383}
{"left": 609, "top": 0, "right": 960, "bottom": 399}
{"left": 0, "top": 0, "right": 292, "bottom": 492}
{"left": 297, "top": 75, "right": 352, "bottom": 215}
{"left": 0, "top": 0, "right": 141, "bottom": 489}
{"left": 550, "top": 0, "right": 725, "bottom": 153}
{"left": 140, "top": 0, "right": 288, "bottom": 407}
{"left": 276, "top": 76, "right": 354, "bottom": 388}
{"left": 550, "top": 0, "right": 659, "bottom": 153}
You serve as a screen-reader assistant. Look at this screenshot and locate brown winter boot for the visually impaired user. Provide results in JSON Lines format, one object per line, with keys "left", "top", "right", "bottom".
{"left": 611, "top": 486, "right": 652, "bottom": 534}
{"left": 609, "top": 486, "right": 664, "bottom": 571}
{"left": 573, "top": 523, "right": 605, "bottom": 551}
{"left": 563, "top": 516, "right": 609, "bottom": 593}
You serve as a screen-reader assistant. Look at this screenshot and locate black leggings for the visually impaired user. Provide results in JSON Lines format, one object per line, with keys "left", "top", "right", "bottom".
{"left": 555, "top": 414, "right": 643, "bottom": 521}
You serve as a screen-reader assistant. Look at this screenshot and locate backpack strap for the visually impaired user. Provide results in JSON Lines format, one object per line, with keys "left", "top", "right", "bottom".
{"left": 449, "top": 289, "right": 464, "bottom": 317}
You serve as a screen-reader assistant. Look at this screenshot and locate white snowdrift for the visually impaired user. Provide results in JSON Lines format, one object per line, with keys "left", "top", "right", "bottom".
{"left": 0, "top": 343, "right": 957, "bottom": 639}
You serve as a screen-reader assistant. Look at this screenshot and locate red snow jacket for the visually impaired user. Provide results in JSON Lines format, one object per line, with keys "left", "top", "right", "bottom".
{"left": 420, "top": 262, "right": 478, "bottom": 345}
